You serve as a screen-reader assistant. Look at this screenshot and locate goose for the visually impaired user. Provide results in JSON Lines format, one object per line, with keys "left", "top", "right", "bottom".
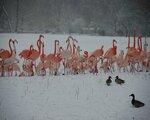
{"left": 115, "top": 76, "right": 125, "bottom": 84}
{"left": 106, "top": 76, "right": 112, "bottom": 86}
{"left": 129, "top": 94, "right": 145, "bottom": 108}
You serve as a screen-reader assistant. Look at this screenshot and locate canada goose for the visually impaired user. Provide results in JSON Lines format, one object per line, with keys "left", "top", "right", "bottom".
{"left": 129, "top": 94, "right": 145, "bottom": 108}
{"left": 115, "top": 76, "right": 125, "bottom": 84}
{"left": 106, "top": 76, "right": 112, "bottom": 86}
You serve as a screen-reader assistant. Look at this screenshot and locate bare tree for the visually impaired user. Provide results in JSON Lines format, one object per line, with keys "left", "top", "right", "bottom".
{"left": 0, "top": 0, "right": 12, "bottom": 32}
{"left": 15, "top": 0, "right": 19, "bottom": 32}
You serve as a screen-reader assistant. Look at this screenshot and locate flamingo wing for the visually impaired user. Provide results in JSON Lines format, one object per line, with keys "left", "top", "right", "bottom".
{"left": 19, "top": 50, "right": 30, "bottom": 59}
{"left": 60, "top": 50, "right": 72, "bottom": 59}
{"left": 28, "top": 50, "right": 39, "bottom": 61}
{"left": 104, "top": 47, "right": 117, "bottom": 59}
{"left": 90, "top": 49, "right": 103, "bottom": 58}
{"left": 0, "top": 50, "right": 11, "bottom": 60}
{"left": 46, "top": 53, "right": 55, "bottom": 61}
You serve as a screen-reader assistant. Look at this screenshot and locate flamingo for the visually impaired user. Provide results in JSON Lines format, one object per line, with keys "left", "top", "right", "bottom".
{"left": 4, "top": 39, "right": 19, "bottom": 65}
{"left": 89, "top": 45, "right": 104, "bottom": 58}
{"left": 40, "top": 42, "right": 47, "bottom": 62}
{"left": 104, "top": 39, "right": 117, "bottom": 59}
{"left": 46, "top": 40, "right": 62, "bottom": 75}
{"left": 59, "top": 47, "right": 72, "bottom": 59}
{"left": 0, "top": 39, "right": 18, "bottom": 76}
{"left": 60, "top": 37, "right": 78, "bottom": 75}
{"left": 0, "top": 49, "right": 5, "bottom": 53}
{"left": 116, "top": 50, "right": 124, "bottom": 70}
{"left": 126, "top": 35, "right": 140, "bottom": 58}
{"left": 19, "top": 45, "right": 34, "bottom": 64}
{"left": 72, "top": 39, "right": 78, "bottom": 54}
{"left": 136, "top": 36, "right": 150, "bottom": 71}
{"left": 27, "top": 37, "right": 43, "bottom": 64}
{"left": 103, "top": 39, "right": 117, "bottom": 71}
{"left": 19, "top": 35, "right": 44, "bottom": 64}
{"left": 0, "top": 39, "right": 14, "bottom": 60}
{"left": 67, "top": 38, "right": 82, "bottom": 74}
{"left": 66, "top": 36, "right": 73, "bottom": 53}
{"left": 46, "top": 40, "right": 60, "bottom": 60}
{"left": 59, "top": 46, "right": 72, "bottom": 75}
{"left": 121, "top": 35, "right": 142, "bottom": 72}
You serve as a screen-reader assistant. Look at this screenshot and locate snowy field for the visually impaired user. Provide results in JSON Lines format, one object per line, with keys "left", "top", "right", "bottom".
{"left": 0, "top": 33, "right": 150, "bottom": 120}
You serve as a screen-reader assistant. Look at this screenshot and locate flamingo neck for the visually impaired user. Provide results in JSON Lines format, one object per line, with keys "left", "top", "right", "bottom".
{"left": 9, "top": 39, "right": 13, "bottom": 56}
{"left": 101, "top": 46, "right": 104, "bottom": 55}
{"left": 128, "top": 36, "right": 130, "bottom": 48}
{"left": 67, "top": 40, "right": 72, "bottom": 53}
{"left": 37, "top": 40, "right": 42, "bottom": 54}
{"left": 73, "top": 44, "right": 76, "bottom": 54}
{"left": 113, "top": 40, "right": 116, "bottom": 48}
{"left": 57, "top": 41, "right": 60, "bottom": 54}
{"left": 113, "top": 41, "right": 114, "bottom": 47}
{"left": 42, "top": 44, "right": 44, "bottom": 55}
{"left": 30, "top": 45, "right": 33, "bottom": 51}
{"left": 133, "top": 39, "right": 136, "bottom": 48}
{"left": 140, "top": 37, "right": 142, "bottom": 51}
{"left": 13, "top": 41, "right": 17, "bottom": 55}
{"left": 133, "top": 34, "right": 136, "bottom": 48}
{"left": 54, "top": 41, "right": 57, "bottom": 55}
{"left": 133, "top": 30, "right": 136, "bottom": 47}
{"left": 137, "top": 37, "right": 140, "bottom": 50}
{"left": 73, "top": 39, "right": 78, "bottom": 54}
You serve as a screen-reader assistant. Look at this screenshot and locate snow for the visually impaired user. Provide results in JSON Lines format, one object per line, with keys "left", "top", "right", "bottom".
{"left": 0, "top": 33, "right": 150, "bottom": 120}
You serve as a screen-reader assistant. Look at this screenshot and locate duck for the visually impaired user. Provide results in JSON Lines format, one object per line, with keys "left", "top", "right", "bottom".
{"left": 115, "top": 76, "right": 125, "bottom": 84}
{"left": 129, "top": 94, "right": 145, "bottom": 108}
{"left": 106, "top": 76, "right": 112, "bottom": 86}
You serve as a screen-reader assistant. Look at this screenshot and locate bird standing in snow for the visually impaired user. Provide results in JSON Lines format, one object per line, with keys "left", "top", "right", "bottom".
{"left": 129, "top": 94, "right": 145, "bottom": 108}
{"left": 106, "top": 76, "right": 112, "bottom": 86}
{"left": 115, "top": 76, "right": 125, "bottom": 84}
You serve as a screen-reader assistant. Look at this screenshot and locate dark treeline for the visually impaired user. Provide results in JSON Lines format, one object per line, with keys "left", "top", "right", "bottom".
{"left": 0, "top": 0, "right": 150, "bottom": 36}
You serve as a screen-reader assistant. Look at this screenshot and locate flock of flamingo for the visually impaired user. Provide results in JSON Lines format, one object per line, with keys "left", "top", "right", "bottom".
{"left": 0, "top": 34, "right": 149, "bottom": 77}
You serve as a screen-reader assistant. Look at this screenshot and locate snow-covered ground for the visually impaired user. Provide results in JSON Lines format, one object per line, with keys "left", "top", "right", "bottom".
{"left": 0, "top": 33, "right": 150, "bottom": 120}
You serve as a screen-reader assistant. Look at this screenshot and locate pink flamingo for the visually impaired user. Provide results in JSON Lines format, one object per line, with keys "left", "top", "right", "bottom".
{"left": 46, "top": 40, "right": 60, "bottom": 61}
{"left": 27, "top": 36, "right": 43, "bottom": 64}
{"left": 40, "top": 42, "right": 47, "bottom": 62}
{"left": 89, "top": 45, "right": 104, "bottom": 58}
{"left": 126, "top": 35, "right": 140, "bottom": 58}
{"left": 66, "top": 36, "right": 73, "bottom": 53}
{"left": 19, "top": 35, "right": 44, "bottom": 64}
{"left": 59, "top": 46, "right": 72, "bottom": 75}
{"left": 46, "top": 40, "right": 62, "bottom": 75}
{"left": 19, "top": 45, "right": 34, "bottom": 64}
{"left": 4, "top": 40, "right": 19, "bottom": 65}
{"left": 0, "top": 39, "right": 14, "bottom": 60}
{"left": 104, "top": 39, "right": 117, "bottom": 59}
